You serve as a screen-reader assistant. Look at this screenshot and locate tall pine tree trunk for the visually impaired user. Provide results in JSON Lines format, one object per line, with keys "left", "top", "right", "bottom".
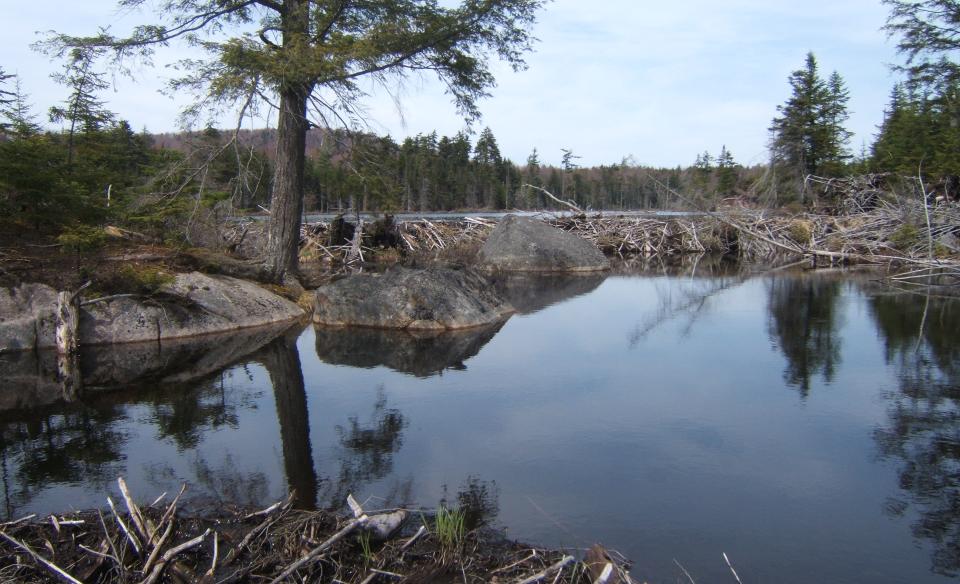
{"left": 264, "top": 85, "right": 310, "bottom": 282}
{"left": 264, "top": 0, "right": 311, "bottom": 283}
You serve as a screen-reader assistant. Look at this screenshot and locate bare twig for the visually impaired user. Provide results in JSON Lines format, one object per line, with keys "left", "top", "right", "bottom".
{"left": 269, "top": 514, "right": 369, "bottom": 584}
{"left": 513, "top": 555, "right": 575, "bottom": 584}
{"left": 140, "top": 529, "right": 211, "bottom": 584}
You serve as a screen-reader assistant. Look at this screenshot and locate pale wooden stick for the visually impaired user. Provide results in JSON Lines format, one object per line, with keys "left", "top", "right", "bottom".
{"left": 400, "top": 524, "right": 427, "bottom": 551}
{"left": 223, "top": 492, "right": 294, "bottom": 567}
{"left": 140, "top": 529, "right": 210, "bottom": 584}
{"left": 673, "top": 558, "right": 696, "bottom": 584}
{"left": 1, "top": 514, "right": 36, "bottom": 527}
{"left": 491, "top": 550, "right": 539, "bottom": 575}
{"left": 722, "top": 552, "right": 743, "bottom": 584}
{"left": 142, "top": 519, "right": 174, "bottom": 575}
{"left": 268, "top": 514, "right": 369, "bottom": 584}
{"left": 118, "top": 477, "right": 150, "bottom": 543}
{"left": 513, "top": 555, "right": 575, "bottom": 584}
{"left": 108, "top": 496, "right": 141, "bottom": 555}
{"left": 0, "top": 530, "right": 83, "bottom": 584}
{"left": 97, "top": 509, "right": 125, "bottom": 577}
{"left": 205, "top": 531, "right": 219, "bottom": 579}
{"left": 523, "top": 184, "right": 585, "bottom": 214}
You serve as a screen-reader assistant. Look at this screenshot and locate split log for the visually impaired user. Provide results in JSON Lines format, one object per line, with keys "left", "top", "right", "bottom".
{"left": 55, "top": 290, "right": 81, "bottom": 401}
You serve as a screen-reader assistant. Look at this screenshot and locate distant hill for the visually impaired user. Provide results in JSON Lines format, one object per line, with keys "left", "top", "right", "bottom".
{"left": 149, "top": 127, "right": 343, "bottom": 159}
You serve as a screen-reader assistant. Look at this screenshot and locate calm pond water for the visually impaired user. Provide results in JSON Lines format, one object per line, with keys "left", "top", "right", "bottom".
{"left": 2, "top": 262, "right": 959, "bottom": 583}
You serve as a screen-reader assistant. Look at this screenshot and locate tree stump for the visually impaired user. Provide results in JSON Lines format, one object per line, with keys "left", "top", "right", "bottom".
{"left": 55, "top": 291, "right": 81, "bottom": 401}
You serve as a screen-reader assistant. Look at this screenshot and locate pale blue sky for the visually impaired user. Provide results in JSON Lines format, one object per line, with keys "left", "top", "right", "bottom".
{"left": 4, "top": 1, "right": 900, "bottom": 167}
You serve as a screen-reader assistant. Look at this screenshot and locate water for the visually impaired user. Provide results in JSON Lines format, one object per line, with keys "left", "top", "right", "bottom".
{"left": 1, "top": 265, "right": 958, "bottom": 583}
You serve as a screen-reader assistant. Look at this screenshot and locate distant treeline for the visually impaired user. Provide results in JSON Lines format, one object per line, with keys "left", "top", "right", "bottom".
{"left": 151, "top": 126, "right": 767, "bottom": 213}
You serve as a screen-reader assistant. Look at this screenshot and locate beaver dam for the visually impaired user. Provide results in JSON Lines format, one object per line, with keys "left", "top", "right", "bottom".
{"left": 287, "top": 183, "right": 959, "bottom": 273}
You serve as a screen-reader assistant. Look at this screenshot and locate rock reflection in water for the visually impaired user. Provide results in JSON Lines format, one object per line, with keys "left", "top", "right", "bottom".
{"left": 314, "top": 324, "right": 504, "bottom": 378}
{"left": 488, "top": 272, "right": 607, "bottom": 314}
{"left": 869, "top": 288, "right": 960, "bottom": 576}
{"left": 0, "top": 322, "right": 301, "bottom": 412}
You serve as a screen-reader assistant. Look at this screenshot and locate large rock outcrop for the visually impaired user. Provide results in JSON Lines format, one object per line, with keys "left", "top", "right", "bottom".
{"left": 313, "top": 266, "right": 513, "bottom": 330}
{"left": 478, "top": 214, "right": 609, "bottom": 272}
{"left": 0, "top": 272, "right": 305, "bottom": 350}
{"left": 80, "top": 272, "right": 305, "bottom": 345}
{"left": 0, "top": 283, "right": 59, "bottom": 352}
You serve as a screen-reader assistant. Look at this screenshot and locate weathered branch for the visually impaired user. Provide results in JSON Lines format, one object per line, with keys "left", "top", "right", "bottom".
{"left": 523, "top": 184, "right": 584, "bottom": 213}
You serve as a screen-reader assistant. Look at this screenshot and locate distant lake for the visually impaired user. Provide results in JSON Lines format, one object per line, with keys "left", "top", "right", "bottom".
{"left": 2, "top": 262, "right": 958, "bottom": 583}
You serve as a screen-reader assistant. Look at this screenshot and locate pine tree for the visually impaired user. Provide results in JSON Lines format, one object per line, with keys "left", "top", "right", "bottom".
{"left": 716, "top": 146, "right": 738, "bottom": 195}
{"left": 560, "top": 148, "right": 580, "bottom": 200}
{"left": 769, "top": 53, "right": 852, "bottom": 186}
{"left": 473, "top": 127, "right": 503, "bottom": 208}
{"left": 49, "top": 48, "right": 114, "bottom": 166}
{"left": 1, "top": 77, "right": 40, "bottom": 138}
{"left": 0, "top": 67, "right": 14, "bottom": 111}
{"left": 883, "top": 0, "right": 960, "bottom": 92}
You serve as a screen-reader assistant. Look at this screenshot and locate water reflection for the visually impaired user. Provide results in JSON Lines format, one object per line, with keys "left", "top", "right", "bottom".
{"left": 442, "top": 475, "right": 500, "bottom": 530}
{"left": 870, "top": 288, "right": 960, "bottom": 575}
{"left": 0, "top": 324, "right": 297, "bottom": 518}
{"left": 0, "top": 404, "right": 127, "bottom": 517}
{"left": 489, "top": 272, "right": 607, "bottom": 314}
{"left": 0, "top": 322, "right": 297, "bottom": 412}
{"left": 629, "top": 272, "right": 747, "bottom": 346}
{"left": 261, "top": 331, "right": 319, "bottom": 509}
{"left": 314, "top": 324, "right": 504, "bottom": 378}
{"left": 328, "top": 387, "right": 407, "bottom": 506}
{"left": 766, "top": 275, "right": 844, "bottom": 396}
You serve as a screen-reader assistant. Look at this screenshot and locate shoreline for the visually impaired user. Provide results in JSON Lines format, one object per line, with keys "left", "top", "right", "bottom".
{"left": 0, "top": 479, "right": 621, "bottom": 584}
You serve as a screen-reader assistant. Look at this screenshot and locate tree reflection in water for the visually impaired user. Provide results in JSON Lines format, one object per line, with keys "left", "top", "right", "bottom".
{"left": 766, "top": 276, "right": 843, "bottom": 397}
{"left": 870, "top": 289, "right": 960, "bottom": 576}
{"left": 261, "top": 332, "right": 318, "bottom": 510}
{"left": 0, "top": 405, "right": 128, "bottom": 518}
{"left": 327, "top": 386, "right": 407, "bottom": 506}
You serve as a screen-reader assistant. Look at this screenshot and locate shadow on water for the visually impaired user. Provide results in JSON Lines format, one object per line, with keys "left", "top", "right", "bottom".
{"left": 868, "top": 285, "right": 960, "bottom": 576}
{"left": 441, "top": 475, "right": 500, "bottom": 531}
{"left": 766, "top": 274, "right": 844, "bottom": 397}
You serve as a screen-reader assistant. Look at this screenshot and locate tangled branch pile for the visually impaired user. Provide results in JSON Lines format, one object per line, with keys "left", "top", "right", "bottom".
{"left": 290, "top": 173, "right": 958, "bottom": 271}
{"left": 0, "top": 479, "right": 628, "bottom": 584}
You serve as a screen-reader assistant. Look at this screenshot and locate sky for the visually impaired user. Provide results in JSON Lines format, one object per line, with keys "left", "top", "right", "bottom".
{"left": 4, "top": 0, "right": 902, "bottom": 168}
